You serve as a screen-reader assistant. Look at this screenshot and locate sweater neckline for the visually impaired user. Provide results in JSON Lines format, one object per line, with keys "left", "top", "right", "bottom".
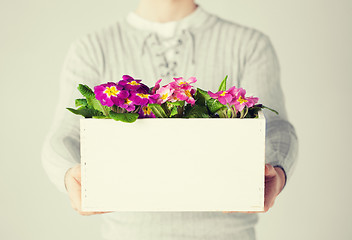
{"left": 122, "top": 5, "right": 218, "bottom": 38}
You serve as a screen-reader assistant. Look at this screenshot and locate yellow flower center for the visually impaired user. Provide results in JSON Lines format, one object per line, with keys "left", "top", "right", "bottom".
{"left": 128, "top": 81, "right": 140, "bottom": 86}
{"left": 185, "top": 90, "right": 192, "bottom": 97}
{"left": 125, "top": 98, "right": 132, "bottom": 105}
{"left": 104, "top": 86, "right": 119, "bottom": 97}
{"left": 136, "top": 93, "right": 149, "bottom": 99}
{"left": 161, "top": 93, "right": 169, "bottom": 100}
{"left": 179, "top": 81, "right": 186, "bottom": 85}
{"left": 237, "top": 96, "right": 248, "bottom": 104}
{"left": 142, "top": 106, "right": 152, "bottom": 115}
{"left": 219, "top": 91, "right": 227, "bottom": 96}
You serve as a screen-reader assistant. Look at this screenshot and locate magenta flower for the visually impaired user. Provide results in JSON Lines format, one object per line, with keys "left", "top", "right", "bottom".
{"left": 130, "top": 92, "right": 159, "bottom": 106}
{"left": 139, "top": 106, "right": 156, "bottom": 118}
{"left": 208, "top": 90, "right": 233, "bottom": 105}
{"left": 94, "top": 82, "right": 129, "bottom": 107}
{"left": 151, "top": 79, "right": 162, "bottom": 94}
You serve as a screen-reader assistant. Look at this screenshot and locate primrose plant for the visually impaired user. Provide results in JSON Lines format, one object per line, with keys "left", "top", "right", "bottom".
{"left": 67, "top": 75, "right": 278, "bottom": 122}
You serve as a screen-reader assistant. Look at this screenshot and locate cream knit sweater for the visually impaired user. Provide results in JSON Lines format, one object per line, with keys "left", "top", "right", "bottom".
{"left": 42, "top": 6, "right": 298, "bottom": 240}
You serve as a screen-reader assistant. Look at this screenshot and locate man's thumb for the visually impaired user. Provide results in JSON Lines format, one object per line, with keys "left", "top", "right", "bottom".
{"left": 265, "top": 164, "right": 276, "bottom": 177}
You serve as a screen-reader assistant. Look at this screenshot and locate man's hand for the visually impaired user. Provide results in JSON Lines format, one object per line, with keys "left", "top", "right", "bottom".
{"left": 263, "top": 164, "right": 286, "bottom": 212}
{"left": 223, "top": 163, "right": 286, "bottom": 214}
{"left": 64, "top": 164, "right": 112, "bottom": 216}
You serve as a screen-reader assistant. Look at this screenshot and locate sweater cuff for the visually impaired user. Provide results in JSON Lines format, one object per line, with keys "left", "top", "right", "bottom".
{"left": 265, "top": 119, "right": 299, "bottom": 191}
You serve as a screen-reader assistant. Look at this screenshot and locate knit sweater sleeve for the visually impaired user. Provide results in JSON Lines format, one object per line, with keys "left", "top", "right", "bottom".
{"left": 239, "top": 31, "right": 299, "bottom": 189}
{"left": 41, "top": 37, "right": 100, "bottom": 193}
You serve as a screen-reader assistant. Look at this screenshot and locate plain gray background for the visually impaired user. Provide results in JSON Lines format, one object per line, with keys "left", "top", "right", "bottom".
{"left": 1, "top": 0, "right": 351, "bottom": 239}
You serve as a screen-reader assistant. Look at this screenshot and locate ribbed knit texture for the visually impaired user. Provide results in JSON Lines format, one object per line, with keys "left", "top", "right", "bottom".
{"left": 41, "top": 6, "right": 298, "bottom": 240}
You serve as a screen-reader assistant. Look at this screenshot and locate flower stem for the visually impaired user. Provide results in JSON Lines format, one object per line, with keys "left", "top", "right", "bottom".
{"left": 242, "top": 107, "right": 249, "bottom": 118}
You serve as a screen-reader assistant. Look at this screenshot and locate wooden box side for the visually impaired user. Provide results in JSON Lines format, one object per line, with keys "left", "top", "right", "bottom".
{"left": 81, "top": 115, "right": 265, "bottom": 212}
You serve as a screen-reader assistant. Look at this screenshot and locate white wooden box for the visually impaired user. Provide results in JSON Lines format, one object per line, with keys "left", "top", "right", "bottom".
{"left": 81, "top": 112, "right": 265, "bottom": 212}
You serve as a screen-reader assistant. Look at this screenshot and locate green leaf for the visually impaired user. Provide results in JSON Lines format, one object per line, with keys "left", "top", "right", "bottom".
{"left": 78, "top": 84, "right": 95, "bottom": 98}
{"left": 167, "top": 101, "right": 185, "bottom": 107}
{"left": 148, "top": 103, "right": 168, "bottom": 118}
{"left": 184, "top": 104, "right": 209, "bottom": 118}
{"left": 92, "top": 115, "right": 109, "bottom": 119}
{"left": 169, "top": 107, "right": 178, "bottom": 117}
{"left": 218, "top": 75, "right": 228, "bottom": 92}
{"left": 75, "top": 99, "right": 88, "bottom": 107}
{"left": 86, "top": 97, "right": 110, "bottom": 116}
{"left": 206, "top": 98, "right": 226, "bottom": 114}
{"left": 195, "top": 88, "right": 211, "bottom": 105}
{"left": 109, "top": 111, "right": 139, "bottom": 123}
{"left": 246, "top": 106, "right": 262, "bottom": 118}
{"left": 66, "top": 107, "right": 104, "bottom": 118}
{"left": 262, "top": 105, "right": 279, "bottom": 115}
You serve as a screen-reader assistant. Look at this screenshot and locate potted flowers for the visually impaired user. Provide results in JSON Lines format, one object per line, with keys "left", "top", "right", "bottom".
{"left": 69, "top": 75, "right": 277, "bottom": 212}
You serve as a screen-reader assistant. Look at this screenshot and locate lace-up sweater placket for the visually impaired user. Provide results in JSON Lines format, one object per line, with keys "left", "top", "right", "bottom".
{"left": 41, "top": 6, "right": 298, "bottom": 240}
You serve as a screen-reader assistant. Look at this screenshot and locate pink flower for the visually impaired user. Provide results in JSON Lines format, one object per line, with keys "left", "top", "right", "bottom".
{"left": 156, "top": 85, "right": 175, "bottom": 104}
{"left": 170, "top": 77, "right": 197, "bottom": 89}
{"left": 173, "top": 88, "right": 196, "bottom": 105}
{"left": 230, "top": 88, "right": 259, "bottom": 112}
{"left": 94, "top": 82, "right": 129, "bottom": 107}
{"left": 208, "top": 90, "right": 233, "bottom": 105}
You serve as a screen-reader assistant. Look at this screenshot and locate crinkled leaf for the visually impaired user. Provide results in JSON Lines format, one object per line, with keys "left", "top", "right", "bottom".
{"left": 109, "top": 111, "right": 139, "bottom": 123}
{"left": 218, "top": 75, "right": 228, "bottom": 92}
{"left": 78, "top": 84, "right": 95, "bottom": 98}
{"left": 195, "top": 88, "right": 211, "bottom": 105}
{"left": 66, "top": 107, "right": 104, "bottom": 118}
{"left": 75, "top": 99, "right": 88, "bottom": 107}
{"left": 184, "top": 104, "right": 209, "bottom": 118}
{"left": 148, "top": 103, "right": 168, "bottom": 118}
{"left": 206, "top": 98, "right": 225, "bottom": 114}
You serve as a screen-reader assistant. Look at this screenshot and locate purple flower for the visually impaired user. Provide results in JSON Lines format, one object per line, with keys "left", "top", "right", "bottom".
{"left": 118, "top": 75, "right": 149, "bottom": 93}
{"left": 94, "top": 82, "right": 129, "bottom": 107}
{"left": 118, "top": 97, "right": 136, "bottom": 112}
{"left": 129, "top": 92, "right": 159, "bottom": 106}
{"left": 139, "top": 106, "right": 156, "bottom": 118}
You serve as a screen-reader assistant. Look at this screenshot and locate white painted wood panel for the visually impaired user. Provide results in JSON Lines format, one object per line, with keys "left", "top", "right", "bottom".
{"left": 81, "top": 112, "right": 265, "bottom": 211}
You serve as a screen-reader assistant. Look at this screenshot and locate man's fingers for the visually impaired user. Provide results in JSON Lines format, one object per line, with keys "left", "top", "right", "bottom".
{"left": 71, "top": 165, "right": 81, "bottom": 183}
{"left": 222, "top": 210, "right": 259, "bottom": 213}
{"left": 66, "top": 172, "right": 83, "bottom": 213}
